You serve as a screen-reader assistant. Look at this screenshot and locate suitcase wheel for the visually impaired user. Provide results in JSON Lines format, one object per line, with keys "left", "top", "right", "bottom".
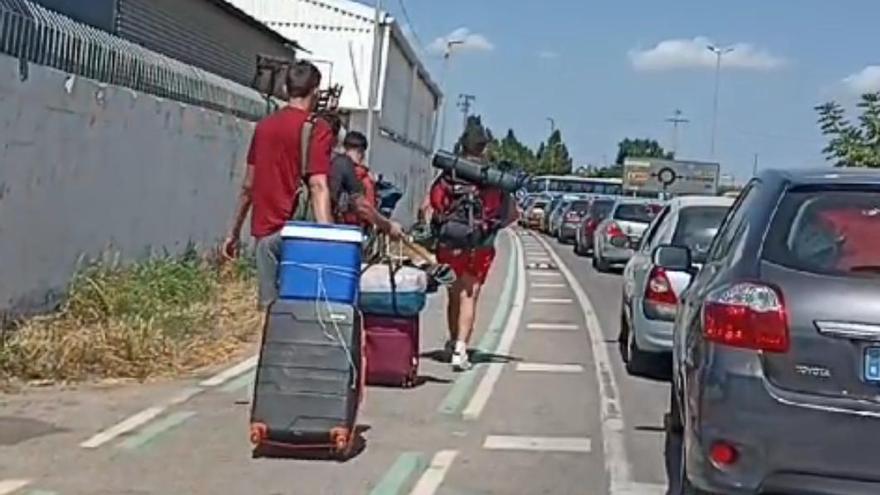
{"left": 330, "top": 427, "right": 351, "bottom": 455}
{"left": 249, "top": 422, "right": 268, "bottom": 445}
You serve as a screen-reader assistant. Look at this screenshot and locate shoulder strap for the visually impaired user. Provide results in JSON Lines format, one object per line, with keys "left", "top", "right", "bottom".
{"left": 290, "top": 114, "right": 317, "bottom": 221}
{"left": 300, "top": 114, "right": 317, "bottom": 177}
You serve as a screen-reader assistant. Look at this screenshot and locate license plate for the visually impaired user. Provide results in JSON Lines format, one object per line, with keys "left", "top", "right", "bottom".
{"left": 865, "top": 347, "right": 880, "bottom": 382}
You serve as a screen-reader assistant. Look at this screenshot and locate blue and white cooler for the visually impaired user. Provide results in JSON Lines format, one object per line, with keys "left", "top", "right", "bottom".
{"left": 278, "top": 222, "right": 364, "bottom": 304}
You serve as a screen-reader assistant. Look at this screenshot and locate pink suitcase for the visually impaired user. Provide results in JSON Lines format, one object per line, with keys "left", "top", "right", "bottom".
{"left": 364, "top": 315, "right": 420, "bottom": 387}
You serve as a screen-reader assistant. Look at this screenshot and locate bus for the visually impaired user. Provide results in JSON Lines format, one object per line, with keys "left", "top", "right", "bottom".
{"left": 525, "top": 175, "right": 623, "bottom": 196}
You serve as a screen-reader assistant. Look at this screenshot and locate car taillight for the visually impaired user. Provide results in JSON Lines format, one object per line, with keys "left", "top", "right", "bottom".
{"left": 606, "top": 222, "right": 624, "bottom": 238}
{"left": 583, "top": 218, "right": 597, "bottom": 233}
{"left": 702, "top": 282, "right": 789, "bottom": 353}
{"left": 644, "top": 267, "right": 678, "bottom": 321}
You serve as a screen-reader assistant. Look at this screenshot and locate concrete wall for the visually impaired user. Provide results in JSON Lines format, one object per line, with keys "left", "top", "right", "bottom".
{"left": 0, "top": 54, "right": 253, "bottom": 314}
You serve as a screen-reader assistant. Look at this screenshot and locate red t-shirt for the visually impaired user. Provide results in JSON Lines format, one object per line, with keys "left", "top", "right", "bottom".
{"left": 247, "top": 107, "right": 333, "bottom": 238}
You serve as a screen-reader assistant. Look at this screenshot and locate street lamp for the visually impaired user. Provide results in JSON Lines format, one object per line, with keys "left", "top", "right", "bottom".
{"left": 365, "top": 0, "right": 385, "bottom": 164}
{"left": 707, "top": 44, "right": 734, "bottom": 158}
{"left": 546, "top": 117, "right": 556, "bottom": 134}
{"left": 436, "top": 39, "right": 465, "bottom": 151}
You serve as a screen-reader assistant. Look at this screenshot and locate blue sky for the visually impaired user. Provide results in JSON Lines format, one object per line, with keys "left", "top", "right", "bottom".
{"left": 378, "top": 0, "right": 880, "bottom": 181}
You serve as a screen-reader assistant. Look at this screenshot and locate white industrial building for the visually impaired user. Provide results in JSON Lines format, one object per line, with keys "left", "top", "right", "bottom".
{"left": 227, "top": 0, "right": 442, "bottom": 224}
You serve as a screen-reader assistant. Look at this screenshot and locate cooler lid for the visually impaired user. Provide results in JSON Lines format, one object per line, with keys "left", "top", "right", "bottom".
{"left": 281, "top": 222, "right": 364, "bottom": 244}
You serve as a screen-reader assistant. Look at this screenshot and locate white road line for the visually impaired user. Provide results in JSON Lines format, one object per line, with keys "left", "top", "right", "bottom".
{"left": 528, "top": 271, "right": 561, "bottom": 277}
{"left": 80, "top": 386, "right": 201, "bottom": 449}
{"left": 530, "top": 283, "right": 566, "bottom": 288}
{"left": 516, "top": 363, "right": 585, "bottom": 373}
{"left": 527, "top": 322, "right": 579, "bottom": 331}
{"left": 533, "top": 234, "right": 633, "bottom": 494}
{"left": 616, "top": 482, "right": 667, "bottom": 495}
{"left": 530, "top": 298, "right": 573, "bottom": 304}
{"left": 0, "top": 480, "right": 29, "bottom": 495}
{"left": 80, "top": 406, "right": 166, "bottom": 449}
{"left": 483, "top": 435, "right": 592, "bottom": 453}
{"left": 199, "top": 355, "right": 258, "bottom": 387}
{"left": 409, "top": 450, "right": 458, "bottom": 495}
{"left": 462, "top": 233, "right": 526, "bottom": 421}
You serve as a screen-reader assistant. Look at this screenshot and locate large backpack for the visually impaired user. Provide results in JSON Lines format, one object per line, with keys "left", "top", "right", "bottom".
{"left": 336, "top": 162, "right": 377, "bottom": 226}
{"left": 434, "top": 181, "right": 488, "bottom": 250}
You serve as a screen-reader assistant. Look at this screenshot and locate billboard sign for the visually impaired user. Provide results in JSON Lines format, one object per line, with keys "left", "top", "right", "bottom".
{"left": 623, "top": 158, "right": 720, "bottom": 196}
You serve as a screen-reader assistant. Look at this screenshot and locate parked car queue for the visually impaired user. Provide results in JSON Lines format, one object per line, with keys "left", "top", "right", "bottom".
{"left": 523, "top": 168, "right": 880, "bottom": 495}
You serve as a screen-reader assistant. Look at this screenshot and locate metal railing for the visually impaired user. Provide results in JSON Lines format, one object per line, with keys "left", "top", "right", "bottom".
{"left": 0, "top": 0, "right": 269, "bottom": 120}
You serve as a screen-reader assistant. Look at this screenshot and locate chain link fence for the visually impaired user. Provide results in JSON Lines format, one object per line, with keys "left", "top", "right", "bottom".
{"left": 0, "top": 0, "right": 270, "bottom": 120}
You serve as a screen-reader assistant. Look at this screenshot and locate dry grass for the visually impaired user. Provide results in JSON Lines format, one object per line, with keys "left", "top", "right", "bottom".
{"left": 0, "top": 247, "right": 262, "bottom": 387}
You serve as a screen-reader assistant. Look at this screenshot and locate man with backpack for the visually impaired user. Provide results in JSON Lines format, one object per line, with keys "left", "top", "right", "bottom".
{"left": 429, "top": 126, "right": 518, "bottom": 371}
{"left": 222, "top": 61, "right": 334, "bottom": 309}
{"left": 330, "top": 130, "right": 403, "bottom": 238}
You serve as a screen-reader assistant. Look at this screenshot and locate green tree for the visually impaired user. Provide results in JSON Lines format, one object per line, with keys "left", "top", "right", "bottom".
{"left": 536, "top": 129, "right": 573, "bottom": 175}
{"left": 816, "top": 92, "right": 880, "bottom": 168}
{"left": 487, "top": 129, "right": 537, "bottom": 172}
{"left": 614, "top": 138, "right": 674, "bottom": 165}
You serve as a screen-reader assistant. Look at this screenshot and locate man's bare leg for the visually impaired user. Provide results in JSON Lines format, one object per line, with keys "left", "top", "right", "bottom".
{"left": 445, "top": 284, "right": 462, "bottom": 360}
{"left": 452, "top": 273, "right": 480, "bottom": 371}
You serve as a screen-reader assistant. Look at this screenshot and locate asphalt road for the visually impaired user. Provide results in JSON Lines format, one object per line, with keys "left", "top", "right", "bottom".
{"left": 0, "top": 229, "right": 674, "bottom": 495}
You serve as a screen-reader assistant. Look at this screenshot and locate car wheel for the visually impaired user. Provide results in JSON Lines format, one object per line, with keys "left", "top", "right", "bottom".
{"left": 625, "top": 328, "right": 650, "bottom": 376}
{"left": 574, "top": 240, "right": 584, "bottom": 256}
{"left": 594, "top": 252, "right": 610, "bottom": 273}
{"left": 618, "top": 310, "right": 630, "bottom": 362}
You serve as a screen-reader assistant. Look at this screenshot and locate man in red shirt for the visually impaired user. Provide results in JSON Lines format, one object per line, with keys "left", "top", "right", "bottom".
{"left": 223, "top": 61, "right": 334, "bottom": 308}
{"left": 430, "top": 129, "right": 517, "bottom": 371}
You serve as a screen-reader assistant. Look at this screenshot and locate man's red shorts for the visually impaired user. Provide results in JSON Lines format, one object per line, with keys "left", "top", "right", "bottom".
{"left": 435, "top": 247, "right": 496, "bottom": 284}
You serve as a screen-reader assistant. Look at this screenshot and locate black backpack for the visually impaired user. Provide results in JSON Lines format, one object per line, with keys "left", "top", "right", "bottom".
{"left": 434, "top": 182, "right": 488, "bottom": 249}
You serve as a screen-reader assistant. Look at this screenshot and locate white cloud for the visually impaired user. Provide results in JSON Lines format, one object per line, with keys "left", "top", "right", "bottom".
{"left": 538, "top": 50, "right": 560, "bottom": 60}
{"left": 842, "top": 66, "right": 880, "bottom": 94}
{"left": 427, "top": 27, "right": 494, "bottom": 55}
{"left": 629, "top": 36, "right": 786, "bottom": 71}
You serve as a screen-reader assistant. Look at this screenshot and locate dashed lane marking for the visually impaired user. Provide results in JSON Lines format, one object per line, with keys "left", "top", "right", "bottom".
{"left": 0, "top": 480, "right": 29, "bottom": 495}
{"left": 530, "top": 283, "right": 566, "bottom": 288}
{"left": 516, "top": 363, "right": 585, "bottom": 373}
{"left": 615, "top": 482, "right": 666, "bottom": 494}
{"left": 529, "top": 298, "right": 573, "bottom": 304}
{"left": 532, "top": 234, "right": 634, "bottom": 494}
{"left": 526, "top": 262, "right": 556, "bottom": 270}
{"left": 118, "top": 411, "right": 196, "bottom": 450}
{"left": 81, "top": 354, "right": 258, "bottom": 449}
{"left": 528, "top": 271, "right": 561, "bottom": 277}
{"left": 199, "top": 355, "right": 258, "bottom": 387}
{"left": 409, "top": 450, "right": 458, "bottom": 495}
{"left": 461, "top": 234, "right": 527, "bottom": 421}
{"left": 370, "top": 452, "right": 427, "bottom": 495}
{"left": 527, "top": 323, "right": 579, "bottom": 331}
{"left": 483, "top": 435, "right": 592, "bottom": 453}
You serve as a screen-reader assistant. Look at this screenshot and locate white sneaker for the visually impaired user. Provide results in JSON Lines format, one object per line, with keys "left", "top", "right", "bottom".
{"left": 451, "top": 350, "right": 472, "bottom": 372}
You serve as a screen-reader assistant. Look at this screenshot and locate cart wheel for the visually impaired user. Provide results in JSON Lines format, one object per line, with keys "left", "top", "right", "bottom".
{"left": 249, "top": 423, "right": 267, "bottom": 445}
{"left": 330, "top": 427, "right": 350, "bottom": 454}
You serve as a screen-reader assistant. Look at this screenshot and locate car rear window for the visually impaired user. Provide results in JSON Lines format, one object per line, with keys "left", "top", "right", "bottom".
{"left": 569, "top": 201, "right": 591, "bottom": 213}
{"left": 671, "top": 206, "right": 730, "bottom": 263}
{"left": 764, "top": 188, "right": 880, "bottom": 278}
{"left": 591, "top": 201, "right": 614, "bottom": 218}
{"left": 615, "top": 203, "right": 660, "bottom": 223}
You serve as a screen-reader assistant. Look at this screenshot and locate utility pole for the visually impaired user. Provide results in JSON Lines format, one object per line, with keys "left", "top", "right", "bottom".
{"left": 457, "top": 93, "right": 476, "bottom": 132}
{"left": 665, "top": 109, "right": 689, "bottom": 157}
{"left": 365, "top": 0, "right": 384, "bottom": 164}
{"left": 707, "top": 44, "right": 734, "bottom": 159}
{"left": 753, "top": 153, "right": 759, "bottom": 177}
{"left": 435, "top": 39, "right": 464, "bottom": 151}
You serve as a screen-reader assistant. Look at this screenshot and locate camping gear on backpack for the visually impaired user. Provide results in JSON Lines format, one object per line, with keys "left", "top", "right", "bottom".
{"left": 432, "top": 151, "right": 530, "bottom": 194}
{"left": 279, "top": 223, "right": 363, "bottom": 304}
{"left": 250, "top": 299, "right": 363, "bottom": 457}
{"left": 364, "top": 314, "right": 420, "bottom": 387}
{"left": 359, "top": 264, "right": 428, "bottom": 317}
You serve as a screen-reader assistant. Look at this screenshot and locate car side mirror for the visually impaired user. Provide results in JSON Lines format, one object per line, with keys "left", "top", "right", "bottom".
{"left": 653, "top": 245, "right": 692, "bottom": 272}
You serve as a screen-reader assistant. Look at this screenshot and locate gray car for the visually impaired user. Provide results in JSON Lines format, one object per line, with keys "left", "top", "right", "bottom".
{"left": 593, "top": 198, "right": 662, "bottom": 272}
{"left": 620, "top": 196, "right": 733, "bottom": 378}
{"left": 662, "top": 168, "right": 880, "bottom": 494}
